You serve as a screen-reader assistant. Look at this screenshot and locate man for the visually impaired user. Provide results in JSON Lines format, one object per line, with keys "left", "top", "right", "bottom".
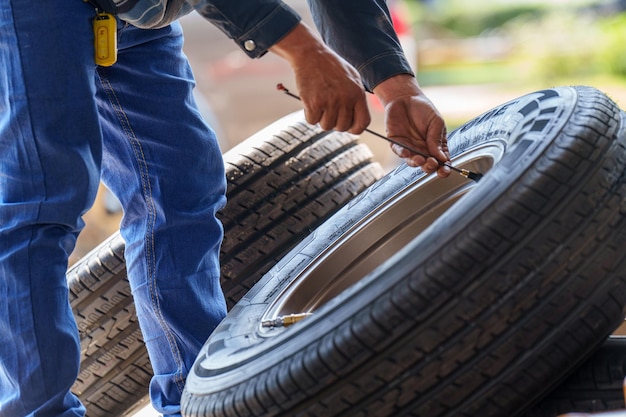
{"left": 0, "top": 0, "right": 450, "bottom": 416}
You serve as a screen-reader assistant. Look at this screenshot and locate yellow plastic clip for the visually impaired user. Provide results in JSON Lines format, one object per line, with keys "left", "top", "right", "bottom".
{"left": 93, "top": 12, "right": 117, "bottom": 66}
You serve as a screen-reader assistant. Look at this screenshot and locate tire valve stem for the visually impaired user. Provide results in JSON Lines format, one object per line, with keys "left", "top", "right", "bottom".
{"left": 261, "top": 313, "right": 313, "bottom": 328}
{"left": 277, "top": 83, "right": 483, "bottom": 183}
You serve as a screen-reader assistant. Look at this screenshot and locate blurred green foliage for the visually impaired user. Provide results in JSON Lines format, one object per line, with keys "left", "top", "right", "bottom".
{"left": 405, "top": 0, "right": 626, "bottom": 86}
{"left": 598, "top": 13, "right": 626, "bottom": 77}
{"left": 426, "top": 5, "right": 546, "bottom": 37}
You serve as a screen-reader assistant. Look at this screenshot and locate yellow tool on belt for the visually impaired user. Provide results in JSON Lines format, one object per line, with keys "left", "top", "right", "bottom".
{"left": 84, "top": 0, "right": 117, "bottom": 66}
{"left": 93, "top": 11, "right": 117, "bottom": 66}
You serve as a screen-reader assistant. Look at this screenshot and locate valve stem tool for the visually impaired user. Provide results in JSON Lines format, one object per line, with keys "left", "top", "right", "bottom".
{"left": 277, "top": 83, "right": 483, "bottom": 182}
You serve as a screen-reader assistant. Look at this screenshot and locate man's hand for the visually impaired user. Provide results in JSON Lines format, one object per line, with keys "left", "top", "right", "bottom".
{"left": 271, "top": 24, "right": 449, "bottom": 177}
{"left": 270, "top": 23, "right": 371, "bottom": 135}
{"left": 374, "top": 74, "right": 450, "bottom": 178}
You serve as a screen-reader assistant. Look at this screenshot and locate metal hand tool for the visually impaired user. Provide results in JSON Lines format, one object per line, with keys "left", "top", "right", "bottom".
{"left": 277, "top": 83, "right": 483, "bottom": 182}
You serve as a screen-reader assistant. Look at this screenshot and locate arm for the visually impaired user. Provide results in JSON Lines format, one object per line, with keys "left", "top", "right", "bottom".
{"left": 306, "top": 0, "right": 412, "bottom": 91}
{"left": 193, "top": 1, "right": 372, "bottom": 134}
{"left": 269, "top": 14, "right": 449, "bottom": 177}
{"left": 307, "top": 0, "right": 451, "bottom": 177}
{"left": 269, "top": 23, "right": 371, "bottom": 134}
{"left": 374, "top": 75, "right": 450, "bottom": 176}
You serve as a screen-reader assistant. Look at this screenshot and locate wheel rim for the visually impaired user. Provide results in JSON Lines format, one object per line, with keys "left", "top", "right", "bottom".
{"left": 261, "top": 141, "right": 506, "bottom": 330}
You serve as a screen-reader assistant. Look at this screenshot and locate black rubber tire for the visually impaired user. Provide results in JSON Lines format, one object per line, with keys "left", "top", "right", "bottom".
{"left": 67, "top": 111, "right": 384, "bottom": 417}
{"left": 218, "top": 112, "right": 384, "bottom": 308}
{"left": 182, "top": 86, "right": 626, "bottom": 417}
{"left": 524, "top": 336, "right": 626, "bottom": 416}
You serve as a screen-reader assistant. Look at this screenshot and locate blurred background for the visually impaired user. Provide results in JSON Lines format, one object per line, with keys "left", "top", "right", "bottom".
{"left": 71, "top": 0, "right": 626, "bottom": 263}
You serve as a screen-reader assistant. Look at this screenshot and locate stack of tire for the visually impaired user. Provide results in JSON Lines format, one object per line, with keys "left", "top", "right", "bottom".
{"left": 70, "top": 86, "right": 626, "bottom": 417}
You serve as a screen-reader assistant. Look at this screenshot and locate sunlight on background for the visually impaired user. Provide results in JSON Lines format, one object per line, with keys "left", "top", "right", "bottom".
{"left": 410, "top": 0, "right": 626, "bottom": 114}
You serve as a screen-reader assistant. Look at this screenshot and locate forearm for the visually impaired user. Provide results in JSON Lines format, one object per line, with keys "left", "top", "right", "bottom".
{"left": 372, "top": 74, "right": 422, "bottom": 106}
{"left": 306, "top": 0, "right": 414, "bottom": 91}
{"left": 268, "top": 21, "right": 370, "bottom": 134}
{"left": 269, "top": 22, "right": 327, "bottom": 67}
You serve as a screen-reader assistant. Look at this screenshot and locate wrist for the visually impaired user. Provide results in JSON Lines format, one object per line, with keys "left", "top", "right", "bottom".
{"left": 372, "top": 74, "right": 421, "bottom": 106}
{"left": 270, "top": 23, "right": 326, "bottom": 68}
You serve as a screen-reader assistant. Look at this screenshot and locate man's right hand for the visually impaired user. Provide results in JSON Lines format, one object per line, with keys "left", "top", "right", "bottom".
{"left": 270, "top": 23, "right": 371, "bottom": 135}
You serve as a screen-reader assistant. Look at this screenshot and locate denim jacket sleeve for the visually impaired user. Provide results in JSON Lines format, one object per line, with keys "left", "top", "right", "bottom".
{"left": 117, "top": 0, "right": 301, "bottom": 59}
{"left": 191, "top": 0, "right": 301, "bottom": 59}
{"left": 307, "top": 0, "right": 414, "bottom": 91}
{"left": 117, "top": 0, "right": 411, "bottom": 91}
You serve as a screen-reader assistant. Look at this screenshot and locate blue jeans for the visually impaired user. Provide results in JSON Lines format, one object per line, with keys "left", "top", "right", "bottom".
{"left": 0, "top": 1, "right": 227, "bottom": 416}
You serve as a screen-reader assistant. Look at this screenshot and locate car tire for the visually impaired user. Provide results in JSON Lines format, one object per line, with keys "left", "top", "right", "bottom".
{"left": 68, "top": 111, "right": 384, "bottom": 417}
{"left": 182, "top": 86, "right": 626, "bottom": 417}
{"left": 524, "top": 336, "right": 626, "bottom": 416}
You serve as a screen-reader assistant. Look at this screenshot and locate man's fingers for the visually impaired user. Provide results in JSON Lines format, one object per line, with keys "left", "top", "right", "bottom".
{"left": 423, "top": 156, "right": 440, "bottom": 173}
{"left": 304, "top": 105, "right": 322, "bottom": 127}
{"left": 425, "top": 121, "right": 448, "bottom": 161}
{"left": 318, "top": 109, "right": 339, "bottom": 131}
{"left": 390, "top": 143, "right": 409, "bottom": 158}
{"left": 304, "top": 94, "right": 370, "bottom": 134}
{"left": 390, "top": 142, "right": 427, "bottom": 168}
{"left": 348, "top": 97, "right": 371, "bottom": 135}
{"left": 390, "top": 136, "right": 452, "bottom": 177}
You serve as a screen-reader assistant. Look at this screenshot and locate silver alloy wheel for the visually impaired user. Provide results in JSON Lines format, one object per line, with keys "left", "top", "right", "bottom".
{"left": 261, "top": 143, "right": 503, "bottom": 326}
